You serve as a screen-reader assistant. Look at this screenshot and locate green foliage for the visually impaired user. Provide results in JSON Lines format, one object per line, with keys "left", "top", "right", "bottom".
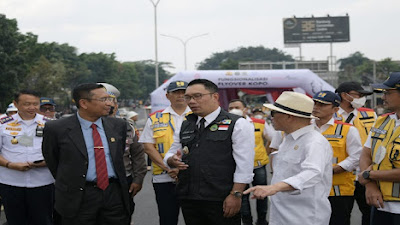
{"left": 337, "top": 52, "right": 400, "bottom": 85}
{"left": 197, "top": 46, "right": 294, "bottom": 70}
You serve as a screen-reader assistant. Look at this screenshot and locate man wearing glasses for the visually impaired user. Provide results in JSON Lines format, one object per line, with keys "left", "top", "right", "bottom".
{"left": 359, "top": 72, "right": 400, "bottom": 225}
{"left": 244, "top": 91, "right": 332, "bottom": 225}
{"left": 165, "top": 79, "right": 254, "bottom": 225}
{"left": 39, "top": 97, "right": 57, "bottom": 119}
{"left": 139, "top": 80, "right": 191, "bottom": 225}
{"left": 42, "top": 83, "right": 130, "bottom": 225}
{"left": 335, "top": 82, "right": 376, "bottom": 225}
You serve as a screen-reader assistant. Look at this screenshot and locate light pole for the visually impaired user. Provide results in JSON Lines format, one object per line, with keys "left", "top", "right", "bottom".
{"left": 160, "top": 33, "right": 209, "bottom": 70}
{"left": 149, "top": 0, "right": 160, "bottom": 88}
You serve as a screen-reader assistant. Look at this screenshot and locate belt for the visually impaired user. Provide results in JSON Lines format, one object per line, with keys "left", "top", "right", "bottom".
{"left": 85, "top": 178, "right": 119, "bottom": 187}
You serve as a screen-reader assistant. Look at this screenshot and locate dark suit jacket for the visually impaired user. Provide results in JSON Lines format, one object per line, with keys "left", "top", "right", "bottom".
{"left": 42, "top": 114, "right": 129, "bottom": 218}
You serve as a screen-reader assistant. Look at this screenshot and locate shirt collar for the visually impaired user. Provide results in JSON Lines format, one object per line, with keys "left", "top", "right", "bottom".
{"left": 289, "top": 125, "right": 315, "bottom": 140}
{"left": 162, "top": 106, "right": 191, "bottom": 116}
{"left": 14, "top": 113, "right": 42, "bottom": 125}
{"left": 197, "top": 107, "right": 221, "bottom": 125}
{"left": 77, "top": 111, "right": 103, "bottom": 130}
{"left": 338, "top": 107, "right": 358, "bottom": 117}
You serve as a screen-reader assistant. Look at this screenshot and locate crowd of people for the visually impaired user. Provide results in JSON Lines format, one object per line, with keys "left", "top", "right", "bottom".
{"left": 0, "top": 72, "right": 400, "bottom": 225}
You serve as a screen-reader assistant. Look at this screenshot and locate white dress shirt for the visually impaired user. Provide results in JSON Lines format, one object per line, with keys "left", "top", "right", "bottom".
{"left": 164, "top": 107, "right": 255, "bottom": 184}
{"left": 139, "top": 106, "right": 191, "bottom": 183}
{"left": 269, "top": 125, "right": 332, "bottom": 225}
{"left": 0, "top": 113, "right": 54, "bottom": 187}
{"left": 314, "top": 118, "right": 362, "bottom": 172}
{"left": 364, "top": 113, "right": 400, "bottom": 214}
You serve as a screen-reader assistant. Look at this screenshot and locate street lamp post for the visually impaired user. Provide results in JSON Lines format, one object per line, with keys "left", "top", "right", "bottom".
{"left": 149, "top": 0, "right": 160, "bottom": 88}
{"left": 160, "top": 33, "right": 209, "bottom": 70}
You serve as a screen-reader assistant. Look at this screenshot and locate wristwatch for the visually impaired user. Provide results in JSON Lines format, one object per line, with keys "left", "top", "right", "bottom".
{"left": 230, "top": 191, "right": 243, "bottom": 198}
{"left": 362, "top": 170, "right": 371, "bottom": 180}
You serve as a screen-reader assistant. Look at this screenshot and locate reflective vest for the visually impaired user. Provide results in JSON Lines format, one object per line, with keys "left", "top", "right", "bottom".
{"left": 323, "top": 121, "right": 355, "bottom": 196}
{"left": 370, "top": 113, "right": 400, "bottom": 201}
{"left": 336, "top": 108, "right": 376, "bottom": 145}
{"left": 251, "top": 118, "right": 269, "bottom": 167}
{"left": 150, "top": 111, "right": 175, "bottom": 175}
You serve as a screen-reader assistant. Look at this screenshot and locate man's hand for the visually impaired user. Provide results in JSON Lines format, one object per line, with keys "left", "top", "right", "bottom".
{"left": 129, "top": 183, "right": 143, "bottom": 197}
{"left": 223, "top": 194, "right": 241, "bottom": 218}
{"left": 9, "top": 162, "right": 31, "bottom": 171}
{"left": 244, "top": 185, "right": 279, "bottom": 199}
{"left": 358, "top": 165, "right": 373, "bottom": 185}
{"left": 167, "top": 150, "right": 189, "bottom": 170}
{"left": 168, "top": 168, "right": 179, "bottom": 180}
{"left": 332, "top": 165, "right": 345, "bottom": 174}
{"left": 365, "top": 182, "right": 384, "bottom": 208}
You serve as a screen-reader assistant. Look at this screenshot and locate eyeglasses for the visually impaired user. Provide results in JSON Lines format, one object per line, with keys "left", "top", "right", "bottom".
{"left": 270, "top": 110, "right": 282, "bottom": 117}
{"left": 183, "top": 93, "right": 215, "bottom": 102}
{"left": 86, "top": 97, "right": 114, "bottom": 102}
{"left": 40, "top": 107, "right": 55, "bottom": 112}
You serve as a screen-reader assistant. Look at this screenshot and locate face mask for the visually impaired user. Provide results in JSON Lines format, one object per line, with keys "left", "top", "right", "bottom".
{"left": 348, "top": 95, "right": 366, "bottom": 109}
{"left": 254, "top": 114, "right": 264, "bottom": 120}
{"left": 229, "top": 109, "right": 243, "bottom": 116}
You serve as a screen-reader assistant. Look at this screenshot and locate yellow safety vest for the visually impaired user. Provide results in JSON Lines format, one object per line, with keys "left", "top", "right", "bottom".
{"left": 150, "top": 111, "right": 175, "bottom": 175}
{"left": 370, "top": 113, "right": 400, "bottom": 201}
{"left": 251, "top": 118, "right": 269, "bottom": 167}
{"left": 324, "top": 121, "right": 355, "bottom": 196}
{"left": 336, "top": 108, "right": 376, "bottom": 145}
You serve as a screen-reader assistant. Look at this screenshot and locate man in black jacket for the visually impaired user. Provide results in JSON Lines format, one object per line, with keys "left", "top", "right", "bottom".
{"left": 165, "top": 79, "right": 254, "bottom": 225}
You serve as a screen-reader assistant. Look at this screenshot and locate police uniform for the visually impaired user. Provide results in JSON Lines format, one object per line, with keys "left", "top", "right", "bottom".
{"left": 0, "top": 113, "right": 54, "bottom": 225}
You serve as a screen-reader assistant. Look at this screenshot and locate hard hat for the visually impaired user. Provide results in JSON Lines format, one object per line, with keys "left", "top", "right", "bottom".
{"left": 98, "top": 83, "right": 120, "bottom": 98}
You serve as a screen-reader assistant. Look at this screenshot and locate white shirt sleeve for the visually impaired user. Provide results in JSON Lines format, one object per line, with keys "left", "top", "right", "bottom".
{"left": 337, "top": 126, "right": 363, "bottom": 171}
{"left": 163, "top": 140, "right": 182, "bottom": 166}
{"left": 232, "top": 117, "right": 255, "bottom": 184}
{"left": 270, "top": 131, "right": 284, "bottom": 149}
{"left": 263, "top": 122, "right": 275, "bottom": 141}
{"left": 138, "top": 118, "right": 155, "bottom": 144}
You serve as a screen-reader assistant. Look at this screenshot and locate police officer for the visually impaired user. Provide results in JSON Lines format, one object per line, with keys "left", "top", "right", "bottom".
{"left": 228, "top": 99, "right": 272, "bottom": 225}
{"left": 359, "top": 72, "right": 400, "bottom": 225}
{"left": 0, "top": 90, "right": 54, "bottom": 225}
{"left": 139, "top": 81, "right": 191, "bottom": 225}
{"left": 312, "top": 91, "right": 363, "bottom": 225}
{"left": 101, "top": 82, "right": 147, "bottom": 221}
{"left": 335, "top": 82, "right": 376, "bottom": 225}
{"left": 0, "top": 103, "right": 18, "bottom": 118}
{"left": 165, "top": 79, "right": 255, "bottom": 225}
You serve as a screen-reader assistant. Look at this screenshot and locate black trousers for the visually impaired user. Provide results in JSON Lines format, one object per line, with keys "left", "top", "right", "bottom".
{"left": 329, "top": 196, "right": 354, "bottom": 225}
{"left": 371, "top": 207, "right": 400, "bottom": 225}
{"left": 354, "top": 181, "right": 371, "bottom": 225}
{"left": 0, "top": 183, "right": 54, "bottom": 225}
{"left": 180, "top": 199, "right": 241, "bottom": 225}
{"left": 153, "top": 182, "right": 179, "bottom": 225}
{"left": 61, "top": 182, "right": 129, "bottom": 225}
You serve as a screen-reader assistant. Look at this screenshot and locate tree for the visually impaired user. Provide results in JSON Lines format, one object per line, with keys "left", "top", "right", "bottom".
{"left": 197, "top": 46, "right": 294, "bottom": 70}
{"left": 337, "top": 52, "right": 370, "bottom": 82}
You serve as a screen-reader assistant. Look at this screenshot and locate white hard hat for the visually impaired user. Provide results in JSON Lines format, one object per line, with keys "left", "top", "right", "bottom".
{"left": 126, "top": 111, "right": 138, "bottom": 120}
{"left": 98, "top": 83, "right": 120, "bottom": 98}
{"left": 6, "top": 103, "right": 18, "bottom": 112}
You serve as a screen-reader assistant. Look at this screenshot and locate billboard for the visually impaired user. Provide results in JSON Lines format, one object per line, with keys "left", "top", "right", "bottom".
{"left": 283, "top": 16, "right": 350, "bottom": 44}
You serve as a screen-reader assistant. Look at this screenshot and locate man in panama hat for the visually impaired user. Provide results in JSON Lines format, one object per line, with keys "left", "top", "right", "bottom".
{"left": 244, "top": 91, "right": 333, "bottom": 225}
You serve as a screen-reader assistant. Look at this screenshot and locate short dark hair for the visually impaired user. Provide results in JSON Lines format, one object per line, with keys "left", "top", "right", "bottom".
{"left": 72, "top": 83, "right": 104, "bottom": 108}
{"left": 187, "top": 79, "right": 218, "bottom": 93}
{"left": 229, "top": 99, "right": 246, "bottom": 108}
{"left": 14, "top": 90, "right": 41, "bottom": 102}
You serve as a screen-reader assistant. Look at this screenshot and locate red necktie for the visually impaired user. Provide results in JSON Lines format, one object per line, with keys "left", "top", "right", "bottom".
{"left": 91, "top": 124, "right": 109, "bottom": 190}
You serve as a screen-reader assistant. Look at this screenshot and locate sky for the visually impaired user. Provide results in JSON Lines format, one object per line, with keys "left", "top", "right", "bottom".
{"left": 1, "top": 0, "right": 399, "bottom": 74}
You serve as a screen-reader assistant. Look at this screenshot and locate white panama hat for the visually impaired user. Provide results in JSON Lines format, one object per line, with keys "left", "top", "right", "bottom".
{"left": 263, "top": 91, "right": 317, "bottom": 119}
